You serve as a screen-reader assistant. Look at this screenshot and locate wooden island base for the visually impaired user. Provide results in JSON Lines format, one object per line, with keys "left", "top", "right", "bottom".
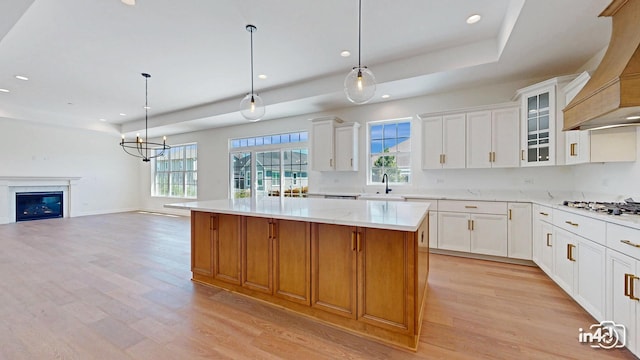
{"left": 190, "top": 211, "right": 430, "bottom": 351}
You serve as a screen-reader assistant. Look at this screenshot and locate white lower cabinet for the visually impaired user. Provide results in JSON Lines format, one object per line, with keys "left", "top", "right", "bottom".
{"left": 507, "top": 202, "right": 532, "bottom": 260}
{"left": 553, "top": 227, "right": 606, "bottom": 321}
{"left": 606, "top": 249, "right": 639, "bottom": 355}
{"left": 438, "top": 212, "right": 472, "bottom": 252}
{"left": 469, "top": 214, "right": 507, "bottom": 256}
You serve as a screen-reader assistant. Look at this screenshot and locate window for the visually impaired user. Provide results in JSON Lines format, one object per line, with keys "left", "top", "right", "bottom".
{"left": 368, "top": 119, "right": 411, "bottom": 184}
{"left": 230, "top": 132, "right": 308, "bottom": 199}
{"left": 151, "top": 143, "right": 197, "bottom": 198}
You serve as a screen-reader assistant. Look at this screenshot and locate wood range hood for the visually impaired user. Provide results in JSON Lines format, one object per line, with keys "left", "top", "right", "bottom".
{"left": 563, "top": 0, "right": 640, "bottom": 130}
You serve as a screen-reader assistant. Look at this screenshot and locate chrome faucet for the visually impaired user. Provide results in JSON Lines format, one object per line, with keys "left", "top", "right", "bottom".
{"left": 382, "top": 173, "right": 392, "bottom": 194}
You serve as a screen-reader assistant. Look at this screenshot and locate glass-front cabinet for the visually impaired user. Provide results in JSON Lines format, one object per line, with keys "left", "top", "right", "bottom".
{"left": 515, "top": 75, "right": 576, "bottom": 167}
{"left": 524, "top": 87, "right": 553, "bottom": 165}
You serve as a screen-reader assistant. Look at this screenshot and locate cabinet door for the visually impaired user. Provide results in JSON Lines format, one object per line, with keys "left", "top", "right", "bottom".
{"left": 213, "top": 214, "right": 242, "bottom": 285}
{"left": 335, "top": 124, "right": 359, "bottom": 171}
{"left": 492, "top": 107, "right": 520, "bottom": 168}
{"left": 242, "top": 216, "right": 273, "bottom": 294}
{"left": 311, "top": 120, "right": 335, "bottom": 171}
{"left": 358, "top": 227, "right": 413, "bottom": 333}
{"left": 521, "top": 86, "right": 555, "bottom": 166}
{"left": 274, "top": 219, "right": 311, "bottom": 305}
{"left": 466, "top": 111, "right": 492, "bottom": 168}
{"left": 192, "top": 211, "right": 214, "bottom": 276}
{"left": 470, "top": 214, "right": 507, "bottom": 257}
{"left": 442, "top": 113, "right": 466, "bottom": 169}
{"left": 428, "top": 211, "right": 437, "bottom": 248}
{"left": 437, "top": 212, "right": 470, "bottom": 252}
{"left": 421, "top": 116, "right": 443, "bottom": 169}
{"left": 311, "top": 223, "right": 357, "bottom": 318}
{"left": 507, "top": 203, "right": 532, "bottom": 259}
{"left": 540, "top": 222, "right": 554, "bottom": 276}
{"left": 606, "top": 250, "right": 638, "bottom": 355}
{"left": 553, "top": 228, "right": 576, "bottom": 295}
{"left": 575, "top": 238, "right": 606, "bottom": 321}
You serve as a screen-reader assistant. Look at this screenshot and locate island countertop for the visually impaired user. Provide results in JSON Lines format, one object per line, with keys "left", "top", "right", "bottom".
{"left": 166, "top": 197, "right": 430, "bottom": 231}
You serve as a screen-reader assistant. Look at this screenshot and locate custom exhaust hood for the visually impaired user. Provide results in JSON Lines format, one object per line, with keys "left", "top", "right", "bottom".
{"left": 563, "top": 0, "right": 640, "bottom": 130}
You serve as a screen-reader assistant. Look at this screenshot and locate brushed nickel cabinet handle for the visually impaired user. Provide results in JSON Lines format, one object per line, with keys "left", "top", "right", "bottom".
{"left": 621, "top": 240, "right": 640, "bottom": 248}
{"left": 567, "top": 244, "right": 576, "bottom": 261}
{"left": 546, "top": 233, "right": 552, "bottom": 247}
{"left": 565, "top": 220, "right": 579, "bottom": 227}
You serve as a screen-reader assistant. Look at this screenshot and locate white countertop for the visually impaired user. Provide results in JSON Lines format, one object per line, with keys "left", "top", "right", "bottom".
{"left": 166, "top": 197, "right": 430, "bottom": 232}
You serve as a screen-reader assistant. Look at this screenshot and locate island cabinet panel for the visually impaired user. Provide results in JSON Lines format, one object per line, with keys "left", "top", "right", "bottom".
{"left": 191, "top": 211, "right": 214, "bottom": 277}
{"left": 242, "top": 216, "right": 273, "bottom": 294}
{"left": 274, "top": 219, "right": 311, "bottom": 305}
{"left": 359, "top": 227, "right": 414, "bottom": 333}
{"left": 213, "top": 213, "right": 242, "bottom": 285}
{"left": 311, "top": 223, "right": 357, "bottom": 318}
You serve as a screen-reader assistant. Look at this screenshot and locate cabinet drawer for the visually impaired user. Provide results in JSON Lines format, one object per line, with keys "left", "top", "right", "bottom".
{"left": 607, "top": 223, "right": 640, "bottom": 261}
{"left": 533, "top": 204, "right": 553, "bottom": 223}
{"left": 438, "top": 200, "right": 506, "bottom": 214}
{"left": 553, "top": 209, "right": 605, "bottom": 245}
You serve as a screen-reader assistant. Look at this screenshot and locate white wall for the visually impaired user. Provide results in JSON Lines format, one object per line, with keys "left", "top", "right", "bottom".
{"left": 139, "top": 75, "right": 640, "bottom": 214}
{"left": 0, "top": 117, "right": 141, "bottom": 217}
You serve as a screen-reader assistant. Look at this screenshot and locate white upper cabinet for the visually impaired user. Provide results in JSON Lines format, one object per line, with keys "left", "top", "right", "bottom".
{"left": 466, "top": 106, "right": 519, "bottom": 168}
{"left": 563, "top": 72, "right": 637, "bottom": 165}
{"left": 421, "top": 113, "right": 465, "bottom": 169}
{"left": 335, "top": 123, "right": 360, "bottom": 171}
{"left": 515, "top": 76, "right": 576, "bottom": 167}
{"left": 311, "top": 117, "right": 360, "bottom": 172}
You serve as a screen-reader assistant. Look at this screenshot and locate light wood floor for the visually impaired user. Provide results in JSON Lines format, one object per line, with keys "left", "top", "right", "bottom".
{"left": 0, "top": 212, "right": 636, "bottom": 359}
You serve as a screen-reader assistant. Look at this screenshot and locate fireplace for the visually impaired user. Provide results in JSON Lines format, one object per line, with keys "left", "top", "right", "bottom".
{"left": 15, "top": 191, "right": 64, "bottom": 221}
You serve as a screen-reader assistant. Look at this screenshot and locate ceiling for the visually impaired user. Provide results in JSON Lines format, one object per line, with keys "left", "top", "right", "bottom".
{"left": 0, "top": 0, "right": 612, "bottom": 138}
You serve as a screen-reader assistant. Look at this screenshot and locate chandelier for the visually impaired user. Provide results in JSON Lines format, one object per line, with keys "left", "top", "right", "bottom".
{"left": 120, "top": 73, "right": 170, "bottom": 162}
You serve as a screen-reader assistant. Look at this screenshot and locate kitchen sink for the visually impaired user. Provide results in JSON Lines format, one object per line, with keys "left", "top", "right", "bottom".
{"left": 358, "top": 193, "right": 406, "bottom": 201}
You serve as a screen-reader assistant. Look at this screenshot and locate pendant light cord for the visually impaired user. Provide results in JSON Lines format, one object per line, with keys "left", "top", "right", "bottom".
{"left": 144, "top": 74, "right": 148, "bottom": 159}
{"left": 250, "top": 27, "right": 255, "bottom": 96}
{"left": 358, "top": 0, "right": 362, "bottom": 68}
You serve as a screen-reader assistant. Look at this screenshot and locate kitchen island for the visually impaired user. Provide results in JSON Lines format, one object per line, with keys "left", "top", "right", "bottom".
{"left": 166, "top": 197, "right": 430, "bottom": 350}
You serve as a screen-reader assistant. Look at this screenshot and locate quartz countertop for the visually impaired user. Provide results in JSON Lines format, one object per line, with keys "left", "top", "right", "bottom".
{"left": 165, "top": 197, "right": 430, "bottom": 232}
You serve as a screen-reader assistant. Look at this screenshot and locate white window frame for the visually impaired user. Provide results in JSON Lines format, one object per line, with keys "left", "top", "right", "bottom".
{"left": 151, "top": 142, "right": 197, "bottom": 199}
{"left": 366, "top": 118, "right": 412, "bottom": 186}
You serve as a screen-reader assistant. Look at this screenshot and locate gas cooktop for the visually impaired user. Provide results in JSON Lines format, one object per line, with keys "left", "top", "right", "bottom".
{"left": 562, "top": 199, "right": 640, "bottom": 216}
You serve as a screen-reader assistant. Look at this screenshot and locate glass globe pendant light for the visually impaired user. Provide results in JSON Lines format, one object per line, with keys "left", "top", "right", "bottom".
{"left": 240, "top": 24, "right": 265, "bottom": 121}
{"left": 344, "top": 0, "right": 376, "bottom": 104}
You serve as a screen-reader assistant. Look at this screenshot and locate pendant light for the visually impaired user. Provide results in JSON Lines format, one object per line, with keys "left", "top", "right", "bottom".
{"left": 240, "top": 24, "right": 265, "bottom": 121}
{"left": 120, "top": 73, "right": 170, "bottom": 162}
{"left": 344, "top": 0, "right": 376, "bottom": 104}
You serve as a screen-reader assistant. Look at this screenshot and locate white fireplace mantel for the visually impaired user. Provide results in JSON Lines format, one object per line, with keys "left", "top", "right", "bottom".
{"left": 0, "top": 176, "right": 82, "bottom": 224}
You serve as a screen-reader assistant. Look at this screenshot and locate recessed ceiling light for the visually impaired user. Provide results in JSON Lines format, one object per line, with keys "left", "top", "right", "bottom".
{"left": 340, "top": 50, "right": 351, "bottom": 57}
{"left": 120, "top": 113, "right": 127, "bottom": 116}
{"left": 99, "top": 118, "right": 107, "bottom": 122}
{"left": 381, "top": 94, "right": 390, "bottom": 99}
{"left": 121, "top": 0, "right": 135, "bottom": 5}
{"left": 0, "top": 88, "right": 9, "bottom": 93}
{"left": 15, "top": 75, "right": 29, "bottom": 81}
{"left": 258, "top": 74, "right": 267, "bottom": 80}
{"left": 626, "top": 115, "right": 640, "bottom": 120}
{"left": 143, "top": 106, "right": 151, "bottom": 110}
{"left": 466, "top": 14, "right": 482, "bottom": 24}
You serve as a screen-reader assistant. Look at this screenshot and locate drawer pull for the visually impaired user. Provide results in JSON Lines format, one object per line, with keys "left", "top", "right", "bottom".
{"left": 464, "top": 205, "right": 478, "bottom": 209}
{"left": 565, "top": 221, "right": 579, "bottom": 227}
{"left": 470, "top": 220, "right": 474, "bottom": 231}
{"left": 508, "top": 209, "right": 512, "bottom": 220}
{"left": 546, "top": 233, "right": 552, "bottom": 247}
{"left": 625, "top": 273, "right": 639, "bottom": 301}
{"left": 351, "top": 232, "right": 356, "bottom": 251}
{"left": 539, "top": 212, "right": 549, "bottom": 216}
{"left": 521, "top": 149, "right": 525, "bottom": 161}
{"left": 356, "top": 232, "right": 362, "bottom": 252}
{"left": 567, "top": 244, "right": 576, "bottom": 261}
{"left": 621, "top": 240, "right": 640, "bottom": 248}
